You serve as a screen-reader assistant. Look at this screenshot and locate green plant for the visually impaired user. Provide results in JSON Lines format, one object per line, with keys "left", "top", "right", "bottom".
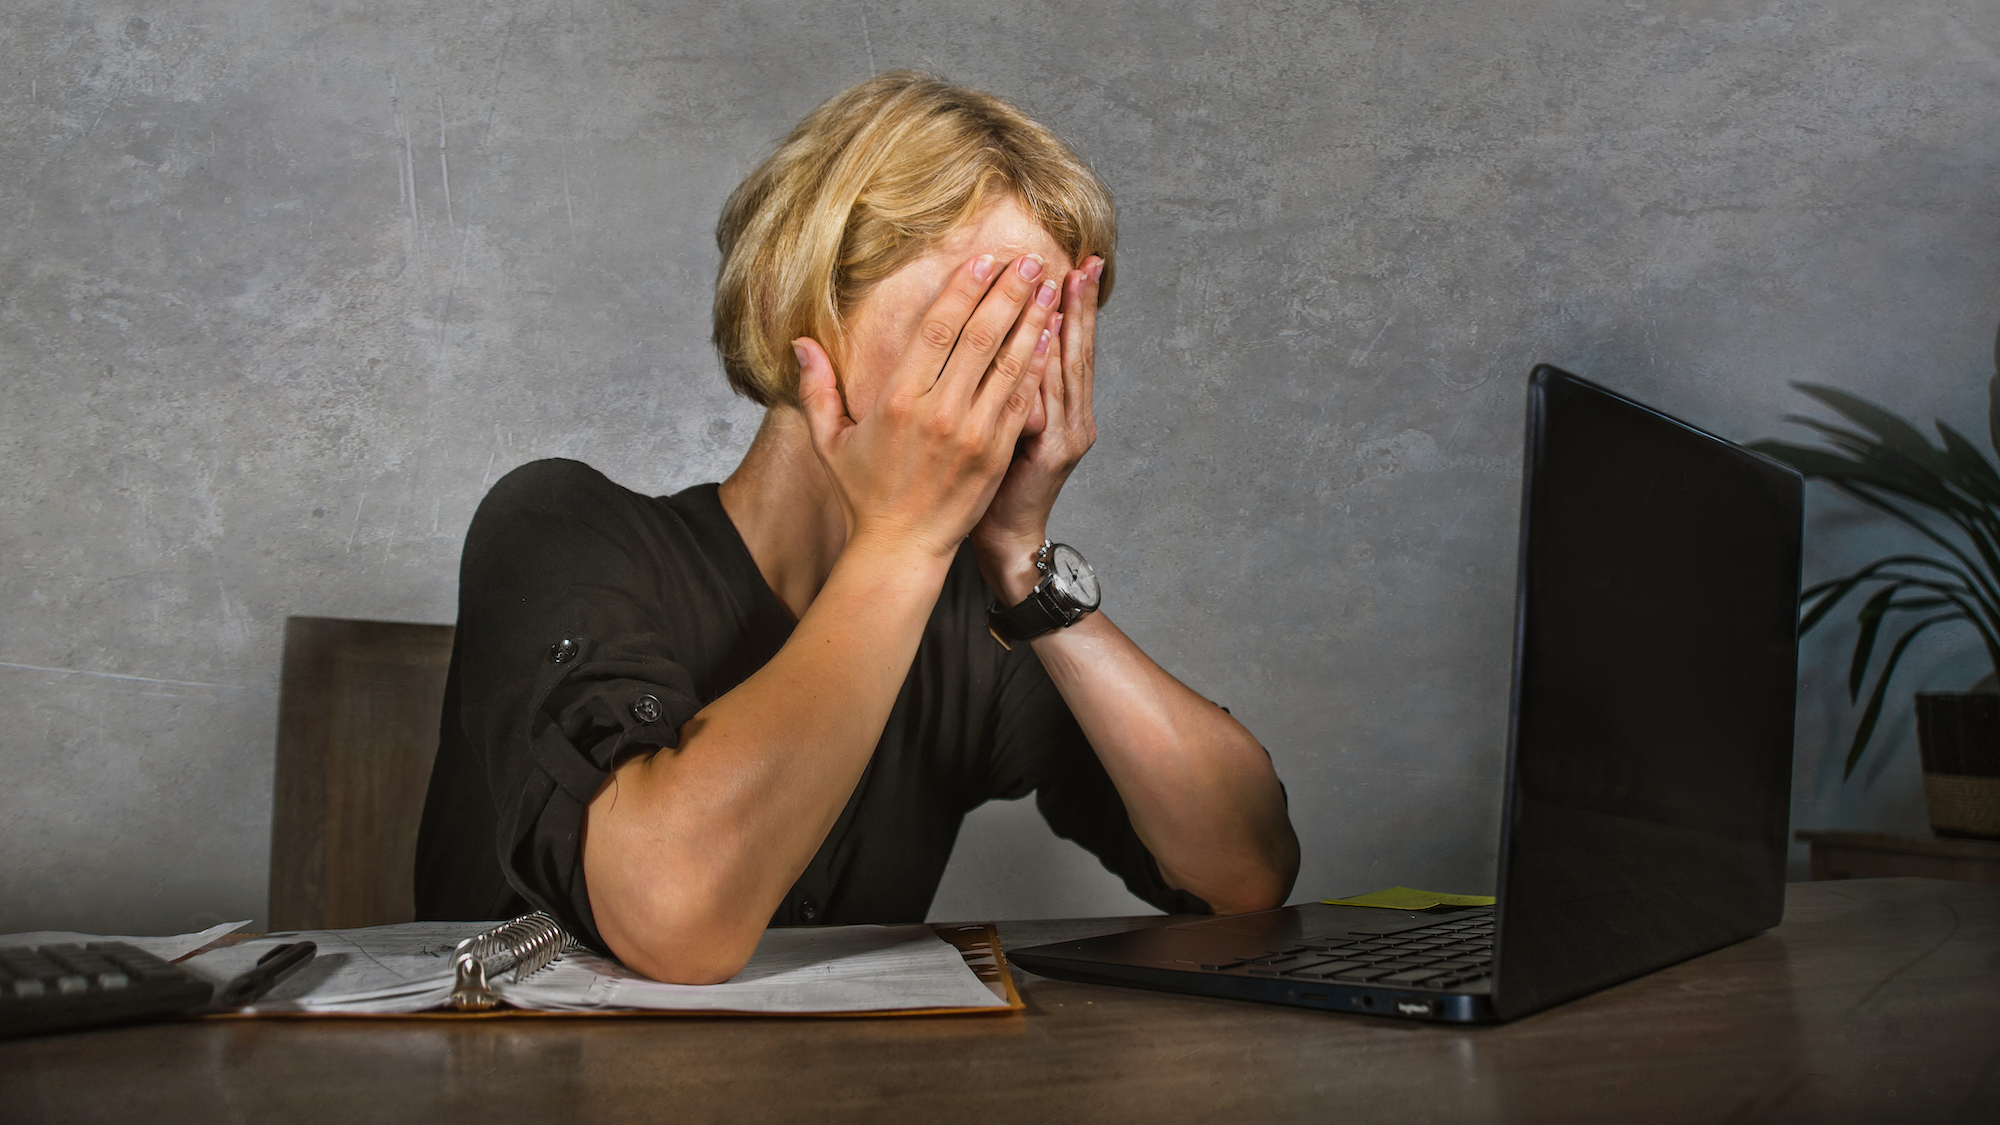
{"left": 1748, "top": 328, "right": 2000, "bottom": 779}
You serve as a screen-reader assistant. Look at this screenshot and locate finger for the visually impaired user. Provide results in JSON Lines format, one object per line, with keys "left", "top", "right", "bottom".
{"left": 965, "top": 259, "right": 1061, "bottom": 417}
{"left": 1024, "top": 317, "right": 1060, "bottom": 435}
{"left": 1038, "top": 310, "right": 1067, "bottom": 428}
{"left": 793, "top": 337, "right": 852, "bottom": 458}
{"left": 889, "top": 253, "right": 1002, "bottom": 399}
{"left": 999, "top": 352, "right": 1044, "bottom": 434}
{"left": 948, "top": 254, "right": 1054, "bottom": 409}
{"left": 1062, "top": 257, "right": 1104, "bottom": 427}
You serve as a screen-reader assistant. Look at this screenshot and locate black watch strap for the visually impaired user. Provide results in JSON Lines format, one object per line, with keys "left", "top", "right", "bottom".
{"left": 986, "top": 588, "right": 1071, "bottom": 647}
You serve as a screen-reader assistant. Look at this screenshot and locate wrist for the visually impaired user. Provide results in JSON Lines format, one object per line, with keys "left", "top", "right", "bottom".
{"left": 983, "top": 539, "right": 1103, "bottom": 647}
{"left": 971, "top": 529, "right": 1047, "bottom": 604}
{"left": 836, "top": 528, "right": 958, "bottom": 595}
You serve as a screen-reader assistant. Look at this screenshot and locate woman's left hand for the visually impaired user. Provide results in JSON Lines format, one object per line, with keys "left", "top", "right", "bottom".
{"left": 970, "top": 256, "right": 1105, "bottom": 602}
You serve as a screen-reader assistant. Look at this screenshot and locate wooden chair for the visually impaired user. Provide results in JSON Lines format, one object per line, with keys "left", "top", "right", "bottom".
{"left": 268, "top": 617, "right": 454, "bottom": 930}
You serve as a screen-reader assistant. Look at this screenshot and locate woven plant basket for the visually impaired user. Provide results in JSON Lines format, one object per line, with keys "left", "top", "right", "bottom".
{"left": 1914, "top": 692, "right": 2000, "bottom": 840}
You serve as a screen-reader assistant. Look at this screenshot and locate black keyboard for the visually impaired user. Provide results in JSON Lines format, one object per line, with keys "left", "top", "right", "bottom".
{"left": 1202, "top": 909, "right": 1494, "bottom": 990}
{"left": 0, "top": 942, "right": 215, "bottom": 1038}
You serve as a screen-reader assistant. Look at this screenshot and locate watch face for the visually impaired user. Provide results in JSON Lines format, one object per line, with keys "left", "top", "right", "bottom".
{"left": 1047, "top": 544, "right": 1101, "bottom": 610}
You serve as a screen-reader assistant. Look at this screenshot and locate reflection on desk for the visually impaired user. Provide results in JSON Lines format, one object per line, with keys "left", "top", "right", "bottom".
{"left": 4, "top": 878, "right": 1995, "bottom": 1124}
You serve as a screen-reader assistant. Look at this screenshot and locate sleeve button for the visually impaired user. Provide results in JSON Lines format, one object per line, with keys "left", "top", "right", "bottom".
{"left": 548, "top": 638, "right": 579, "bottom": 664}
{"left": 631, "top": 694, "right": 662, "bottom": 724}
{"left": 798, "top": 897, "right": 820, "bottom": 923}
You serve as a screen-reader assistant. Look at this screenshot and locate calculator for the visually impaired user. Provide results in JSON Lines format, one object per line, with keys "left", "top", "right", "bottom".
{"left": 0, "top": 941, "right": 215, "bottom": 1038}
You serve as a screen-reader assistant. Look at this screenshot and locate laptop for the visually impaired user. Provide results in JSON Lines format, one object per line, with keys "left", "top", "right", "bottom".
{"left": 1010, "top": 365, "right": 1804, "bottom": 1023}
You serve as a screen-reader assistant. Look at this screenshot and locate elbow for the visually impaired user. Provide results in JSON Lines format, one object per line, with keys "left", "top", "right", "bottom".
{"left": 583, "top": 828, "right": 770, "bottom": 984}
{"left": 592, "top": 883, "right": 767, "bottom": 985}
{"left": 581, "top": 762, "right": 776, "bottom": 984}
{"left": 1202, "top": 873, "right": 1294, "bottom": 916}
{"left": 617, "top": 935, "right": 755, "bottom": 987}
{"left": 1176, "top": 829, "right": 1301, "bottom": 916}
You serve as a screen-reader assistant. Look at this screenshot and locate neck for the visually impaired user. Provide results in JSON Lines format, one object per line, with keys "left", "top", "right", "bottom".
{"left": 717, "top": 407, "right": 849, "bottom": 622}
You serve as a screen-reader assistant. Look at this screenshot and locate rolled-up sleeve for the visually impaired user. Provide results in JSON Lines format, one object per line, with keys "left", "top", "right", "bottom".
{"left": 443, "top": 460, "right": 713, "bottom": 951}
{"left": 493, "top": 637, "right": 702, "bottom": 947}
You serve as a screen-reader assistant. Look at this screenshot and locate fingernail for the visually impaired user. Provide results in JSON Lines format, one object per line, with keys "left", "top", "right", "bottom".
{"left": 1035, "top": 328, "right": 1051, "bottom": 356}
{"left": 792, "top": 342, "right": 809, "bottom": 370}
{"left": 1089, "top": 259, "right": 1105, "bottom": 283}
{"left": 972, "top": 254, "right": 996, "bottom": 281}
{"left": 1050, "top": 312, "right": 1064, "bottom": 335}
{"left": 1036, "top": 278, "right": 1058, "bottom": 308}
{"left": 1017, "top": 255, "right": 1044, "bottom": 281}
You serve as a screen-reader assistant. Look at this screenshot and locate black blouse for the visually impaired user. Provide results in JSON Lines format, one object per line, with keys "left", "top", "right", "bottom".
{"left": 413, "top": 458, "right": 1207, "bottom": 950}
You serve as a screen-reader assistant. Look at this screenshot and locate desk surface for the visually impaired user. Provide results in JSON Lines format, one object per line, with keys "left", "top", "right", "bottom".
{"left": 5, "top": 878, "right": 1995, "bottom": 1124}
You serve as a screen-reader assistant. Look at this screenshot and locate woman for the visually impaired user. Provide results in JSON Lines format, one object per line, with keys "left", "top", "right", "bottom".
{"left": 415, "top": 72, "right": 1298, "bottom": 984}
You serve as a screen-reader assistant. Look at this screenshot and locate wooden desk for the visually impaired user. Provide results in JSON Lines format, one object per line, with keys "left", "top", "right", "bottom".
{"left": 5, "top": 878, "right": 1995, "bottom": 1124}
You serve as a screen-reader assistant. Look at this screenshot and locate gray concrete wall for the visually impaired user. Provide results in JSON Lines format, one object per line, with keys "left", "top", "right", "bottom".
{"left": 3, "top": 0, "right": 1995, "bottom": 936}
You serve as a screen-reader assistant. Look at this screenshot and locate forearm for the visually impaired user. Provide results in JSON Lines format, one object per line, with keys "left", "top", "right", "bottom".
{"left": 583, "top": 535, "right": 951, "bottom": 983}
{"left": 1029, "top": 613, "right": 1300, "bottom": 914}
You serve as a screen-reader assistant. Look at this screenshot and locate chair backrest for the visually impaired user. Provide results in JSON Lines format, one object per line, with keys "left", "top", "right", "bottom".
{"left": 269, "top": 616, "right": 454, "bottom": 931}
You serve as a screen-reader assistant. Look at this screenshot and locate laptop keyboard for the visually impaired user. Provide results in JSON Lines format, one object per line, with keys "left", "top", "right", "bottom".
{"left": 1200, "top": 909, "right": 1494, "bottom": 990}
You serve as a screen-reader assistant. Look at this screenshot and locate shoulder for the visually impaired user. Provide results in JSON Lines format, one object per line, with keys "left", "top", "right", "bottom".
{"left": 468, "top": 459, "right": 680, "bottom": 543}
{"left": 478, "top": 458, "right": 643, "bottom": 520}
{"left": 460, "top": 459, "right": 699, "bottom": 591}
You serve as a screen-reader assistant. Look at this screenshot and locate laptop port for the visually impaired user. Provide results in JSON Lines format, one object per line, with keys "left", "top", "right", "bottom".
{"left": 1395, "top": 998, "right": 1435, "bottom": 1017}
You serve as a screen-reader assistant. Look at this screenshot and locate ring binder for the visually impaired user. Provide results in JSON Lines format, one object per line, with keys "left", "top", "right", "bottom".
{"left": 448, "top": 912, "right": 576, "bottom": 1010}
{"left": 181, "top": 920, "right": 1019, "bottom": 1017}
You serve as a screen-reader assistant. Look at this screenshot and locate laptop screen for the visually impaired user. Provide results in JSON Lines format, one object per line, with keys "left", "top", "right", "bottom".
{"left": 1491, "top": 367, "right": 1803, "bottom": 1020}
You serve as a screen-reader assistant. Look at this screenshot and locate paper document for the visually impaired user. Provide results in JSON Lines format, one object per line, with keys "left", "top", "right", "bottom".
{"left": 497, "top": 924, "right": 1007, "bottom": 1014}
{"left": 0, "top": 919, "right": 249, "bottom": 962}
{"left": 180, "top": 921, "right": 1007, "bottom": 1015}
{"left": 181, "top": 921, "right": 486, "bottom": 1014}
{"left": 1320, "top": 887, "right": 1497, "bottom": 910}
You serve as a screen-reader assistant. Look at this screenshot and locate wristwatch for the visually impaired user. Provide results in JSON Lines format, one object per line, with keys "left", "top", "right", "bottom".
{"left": 986, "top": 540, "right": 1102, "bottom": 648}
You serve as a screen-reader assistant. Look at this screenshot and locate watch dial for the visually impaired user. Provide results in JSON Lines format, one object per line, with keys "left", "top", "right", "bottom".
{"left": 1048, "top": 544, "right": 1101, "bottom": 609}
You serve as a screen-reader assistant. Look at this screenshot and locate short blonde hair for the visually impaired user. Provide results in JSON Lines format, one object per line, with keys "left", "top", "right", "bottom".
{"left": 713, "top": 71, "right": 1117, "bottom": 407}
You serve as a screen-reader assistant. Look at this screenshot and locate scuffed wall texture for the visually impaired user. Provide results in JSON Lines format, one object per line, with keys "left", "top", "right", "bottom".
{"left": 3, "top": 0, "right": 1996, "bottom": 935}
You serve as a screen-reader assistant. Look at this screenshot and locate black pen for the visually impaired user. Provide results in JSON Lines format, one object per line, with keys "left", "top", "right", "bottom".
{"left": 212, "top": 941, "right": 318, "bottom": 1010}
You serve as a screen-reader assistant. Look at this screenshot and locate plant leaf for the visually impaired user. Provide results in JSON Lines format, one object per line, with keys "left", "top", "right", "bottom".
{"left": 1748, "top": 441, "right": 1886, "bottom": 484}
{"left": 1934, "top": 422, "right": 2000, "bottom": 506}
{"left": 1846, "top": 612, "right": 1966, "bottom": 779}
{"left": 1788, "top": 418, "right": 1976, "bottom": 513}
{"left": 1847, "top": 573, "right": 2000, "bottom": 708}
{"left": 1794, "top": 383, "right": 1950, "bottom": 473}
{"left": 1849, "top": 584, "right": 1900, "bottom": 701}
{"left": 1797, "top": 554, "right": 1977, "bottom": 634}
{"left": 1754, "top": 434, "right": 1967, "bottom": 515}
{"left": 1989, "top": 371, "right": 2000, "bottom": 473}
{"left": 1830, "top": 483, "right": 2000, "bottom": 618}
{"left": 1811, "top": 567, "right": 2000, "bottom": 697}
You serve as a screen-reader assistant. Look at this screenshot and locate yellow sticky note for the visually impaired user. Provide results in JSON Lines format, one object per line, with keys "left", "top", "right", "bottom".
{"left": 1319, "top": 886, "right": 1497, "bottom": 911}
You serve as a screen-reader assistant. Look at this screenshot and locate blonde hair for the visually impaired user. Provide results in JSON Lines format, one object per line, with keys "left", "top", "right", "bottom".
{"left": 713, "top": 71, "right": 1117, "bottom": 407}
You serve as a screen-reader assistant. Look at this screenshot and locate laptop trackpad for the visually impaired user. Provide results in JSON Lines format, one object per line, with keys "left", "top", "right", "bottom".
{"left": 1167, "top": 902, "right": 1484, "bottom": 939}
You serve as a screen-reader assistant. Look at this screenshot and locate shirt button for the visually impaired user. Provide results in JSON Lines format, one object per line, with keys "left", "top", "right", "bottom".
{"left": 630, "top": 694, "right": 662, "bottom": 724}
{"left": 798, "top": 897, "right": 819, "bottom": 923}
{"left": 548, "top": 638, "right": 579, "bottom": 664}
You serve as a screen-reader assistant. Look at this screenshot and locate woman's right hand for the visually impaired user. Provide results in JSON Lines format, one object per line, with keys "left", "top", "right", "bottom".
{"left": 793, "top": 253, "right": 1062, "bottom": 561}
